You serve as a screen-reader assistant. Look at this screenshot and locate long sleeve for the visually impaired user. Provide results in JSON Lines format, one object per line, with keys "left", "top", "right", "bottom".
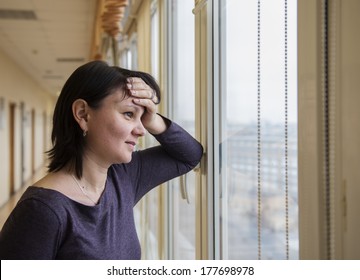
{"left": 121, "top": 118, "right": 203, "bottom": 204}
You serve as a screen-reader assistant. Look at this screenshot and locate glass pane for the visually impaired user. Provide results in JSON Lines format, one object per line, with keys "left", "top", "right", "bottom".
{"left": 170, "top": 0, "right": 196, "bottom": 259}
{"left": 219, "top": 0, "right": 298, "bottom": 259}
{"left": 130, "top": 34, "right": 138, "bottom": 70}
{"left": 142, "top": 0, "right": 160, "bottom": 259}
{"left": 151, "top": 0, "right": 159, "bottom": 81}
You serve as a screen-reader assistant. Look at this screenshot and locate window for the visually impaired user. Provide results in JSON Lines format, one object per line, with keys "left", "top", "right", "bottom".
{"left": 151, "top": 0, "right": 159, "bottom": 81}
{"left": 168, "top": 0, "right": 196, "bottom": 259}
{"left": 141, "top": 0, "right": 161, "bottom": 260}
{"left": 217, "top": 0, "right": 298, "bottom": 259}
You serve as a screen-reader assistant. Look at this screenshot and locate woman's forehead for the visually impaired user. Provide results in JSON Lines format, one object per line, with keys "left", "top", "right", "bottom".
{"left": 108, "top": 90, "right": 145, "bottom": 113}
{"left": 111, "top": 88, "right": 127, "bottom": 99}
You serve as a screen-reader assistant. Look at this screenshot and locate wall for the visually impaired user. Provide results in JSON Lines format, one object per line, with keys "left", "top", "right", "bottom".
{"left": 298, "top": 0, "right": 360, "bottom": 259}
{"left": 339, "top": 0, "right": 360, "bottom": 259}
{"left": 0, "top": 48, "right": 55, "bottom": 207}
{"left": 297, "top": 0, "right": 323, "bottom": 259}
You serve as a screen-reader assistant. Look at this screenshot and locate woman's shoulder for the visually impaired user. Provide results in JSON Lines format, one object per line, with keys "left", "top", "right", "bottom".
{"left": 18, "top": 186, "right": 70, "bottom": 215}
{"left": 30, "top": 171, "right": 98, "bottom": 207}
{"left": 1, "top": 186, "right": 65, "bottom": 236}
{"left": 20, "top": 185, "right": 65, "bottom": 202}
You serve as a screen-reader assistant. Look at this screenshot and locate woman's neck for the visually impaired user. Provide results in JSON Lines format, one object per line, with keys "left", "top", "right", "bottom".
{"left": 80, "top": 157, "right": 108, "bottom": 193}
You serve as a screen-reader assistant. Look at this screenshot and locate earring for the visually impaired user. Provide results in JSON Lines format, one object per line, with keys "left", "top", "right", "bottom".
{"left": 83, "top": 130, "right": 87, "bottom": 137}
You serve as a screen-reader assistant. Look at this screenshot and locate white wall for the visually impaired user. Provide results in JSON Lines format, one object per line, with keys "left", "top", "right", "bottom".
{"left": 0, "top": 48, "right": 55, "bottom": 207}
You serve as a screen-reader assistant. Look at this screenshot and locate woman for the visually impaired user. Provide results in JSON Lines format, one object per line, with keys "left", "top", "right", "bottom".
{"left": 0, "top": 61, "right": 203, "bottom": 259}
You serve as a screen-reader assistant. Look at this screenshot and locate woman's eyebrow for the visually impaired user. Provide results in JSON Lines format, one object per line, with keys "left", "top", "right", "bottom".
{"left": 122, "top": 103, "right": 145, "bottom": 115}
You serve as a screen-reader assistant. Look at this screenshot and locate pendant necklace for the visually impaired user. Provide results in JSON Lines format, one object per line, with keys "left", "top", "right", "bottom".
{"left": 71, "top": 175, "right": 98, "bottom": 206}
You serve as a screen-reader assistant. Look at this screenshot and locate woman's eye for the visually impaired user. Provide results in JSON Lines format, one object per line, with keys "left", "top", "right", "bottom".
{"left": 124, "top": 112, "right": 134, "bottom": 119}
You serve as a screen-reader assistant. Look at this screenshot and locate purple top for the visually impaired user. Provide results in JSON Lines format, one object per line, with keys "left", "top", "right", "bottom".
{"left": 0, "top": 120, "right": 203, "bottom": 259}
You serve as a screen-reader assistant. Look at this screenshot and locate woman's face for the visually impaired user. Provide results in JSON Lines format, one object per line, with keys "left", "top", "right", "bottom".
{"left": 84, "top": 89, "right": 146, "bottom": 167}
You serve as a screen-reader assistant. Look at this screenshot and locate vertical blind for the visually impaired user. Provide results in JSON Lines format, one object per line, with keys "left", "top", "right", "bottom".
{"left": 321, "top": 0, "right": 337, "bottom": 260}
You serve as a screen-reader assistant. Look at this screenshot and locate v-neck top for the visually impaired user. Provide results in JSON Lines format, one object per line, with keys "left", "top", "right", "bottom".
{"left": 0, "top": 120, "right": 203, "bottom": 259}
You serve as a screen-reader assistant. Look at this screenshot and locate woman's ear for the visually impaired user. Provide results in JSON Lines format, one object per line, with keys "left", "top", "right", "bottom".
{"left": 72, "top": 99, "right": 89, "bottom": 132}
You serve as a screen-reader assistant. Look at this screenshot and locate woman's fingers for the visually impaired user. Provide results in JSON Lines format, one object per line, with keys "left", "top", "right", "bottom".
{"left": 133, "top": 98, "right": 156, "bottom": 113}
{"left": 127, "top": 77, "right": 158, "bottom": 103}
{"left": 127, "top": 77, "right": 157, "bottom": 120}
{"left": 126, "top": 77, "right": 166, "bottom": 134}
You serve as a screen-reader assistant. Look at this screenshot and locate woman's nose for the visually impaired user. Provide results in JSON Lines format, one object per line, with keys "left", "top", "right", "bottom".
{"left": 133, "top": 120, "right": 146, "bottom": 136}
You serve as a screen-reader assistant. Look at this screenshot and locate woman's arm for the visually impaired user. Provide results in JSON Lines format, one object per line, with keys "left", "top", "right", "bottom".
{"left": 119, "top": 116, "right": 203, "bottom": 204}
{"left": 122, "top": 77, "right": 203, "bottom": 203}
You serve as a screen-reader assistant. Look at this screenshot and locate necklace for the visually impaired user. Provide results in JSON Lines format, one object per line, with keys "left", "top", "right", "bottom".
{"left": 71, "top": 175, "right": 98, "bottom": 206}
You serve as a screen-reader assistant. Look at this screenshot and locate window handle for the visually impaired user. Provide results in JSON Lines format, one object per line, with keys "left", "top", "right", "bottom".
{"left": 193, "top": 151, "right": 205, "bottom": 173}
{"left": 180, "top": 174, "right": 190, "bottom": 204}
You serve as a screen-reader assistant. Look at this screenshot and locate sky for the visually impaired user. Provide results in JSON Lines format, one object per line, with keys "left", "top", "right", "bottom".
{"left": 224, "top": 0, "right": 298, "bottom": 125}
{"left": 173, "top": 0, "right": 297, "bottom": 126}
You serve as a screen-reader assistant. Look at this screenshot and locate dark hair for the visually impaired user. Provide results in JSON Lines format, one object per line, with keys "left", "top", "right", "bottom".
{"left": 47, "top": 60, "right": 161, "bottom": 178}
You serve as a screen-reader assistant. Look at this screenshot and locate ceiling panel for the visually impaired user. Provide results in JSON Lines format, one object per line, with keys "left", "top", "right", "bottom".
{"left": 0, "top": 0, "right": 96, "bottom": 95}
{"left": 0, "top": 0, "right": 33, "bottom": 10}
{"left": 32, "top": 0, "right": 91, "bottom": 12}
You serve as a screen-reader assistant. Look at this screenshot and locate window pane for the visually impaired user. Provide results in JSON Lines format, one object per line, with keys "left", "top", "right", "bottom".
{"left": 142, "top": 0, "right": 160, "bottom": 259}
{"left": 151, "top": 0, "right": 159, "bottom": 81}
{"left": 219, "top": 0, "right": 298, "bottom": 259}
{"left": 170, "top": 0, "right": 196, "bottom": 259}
